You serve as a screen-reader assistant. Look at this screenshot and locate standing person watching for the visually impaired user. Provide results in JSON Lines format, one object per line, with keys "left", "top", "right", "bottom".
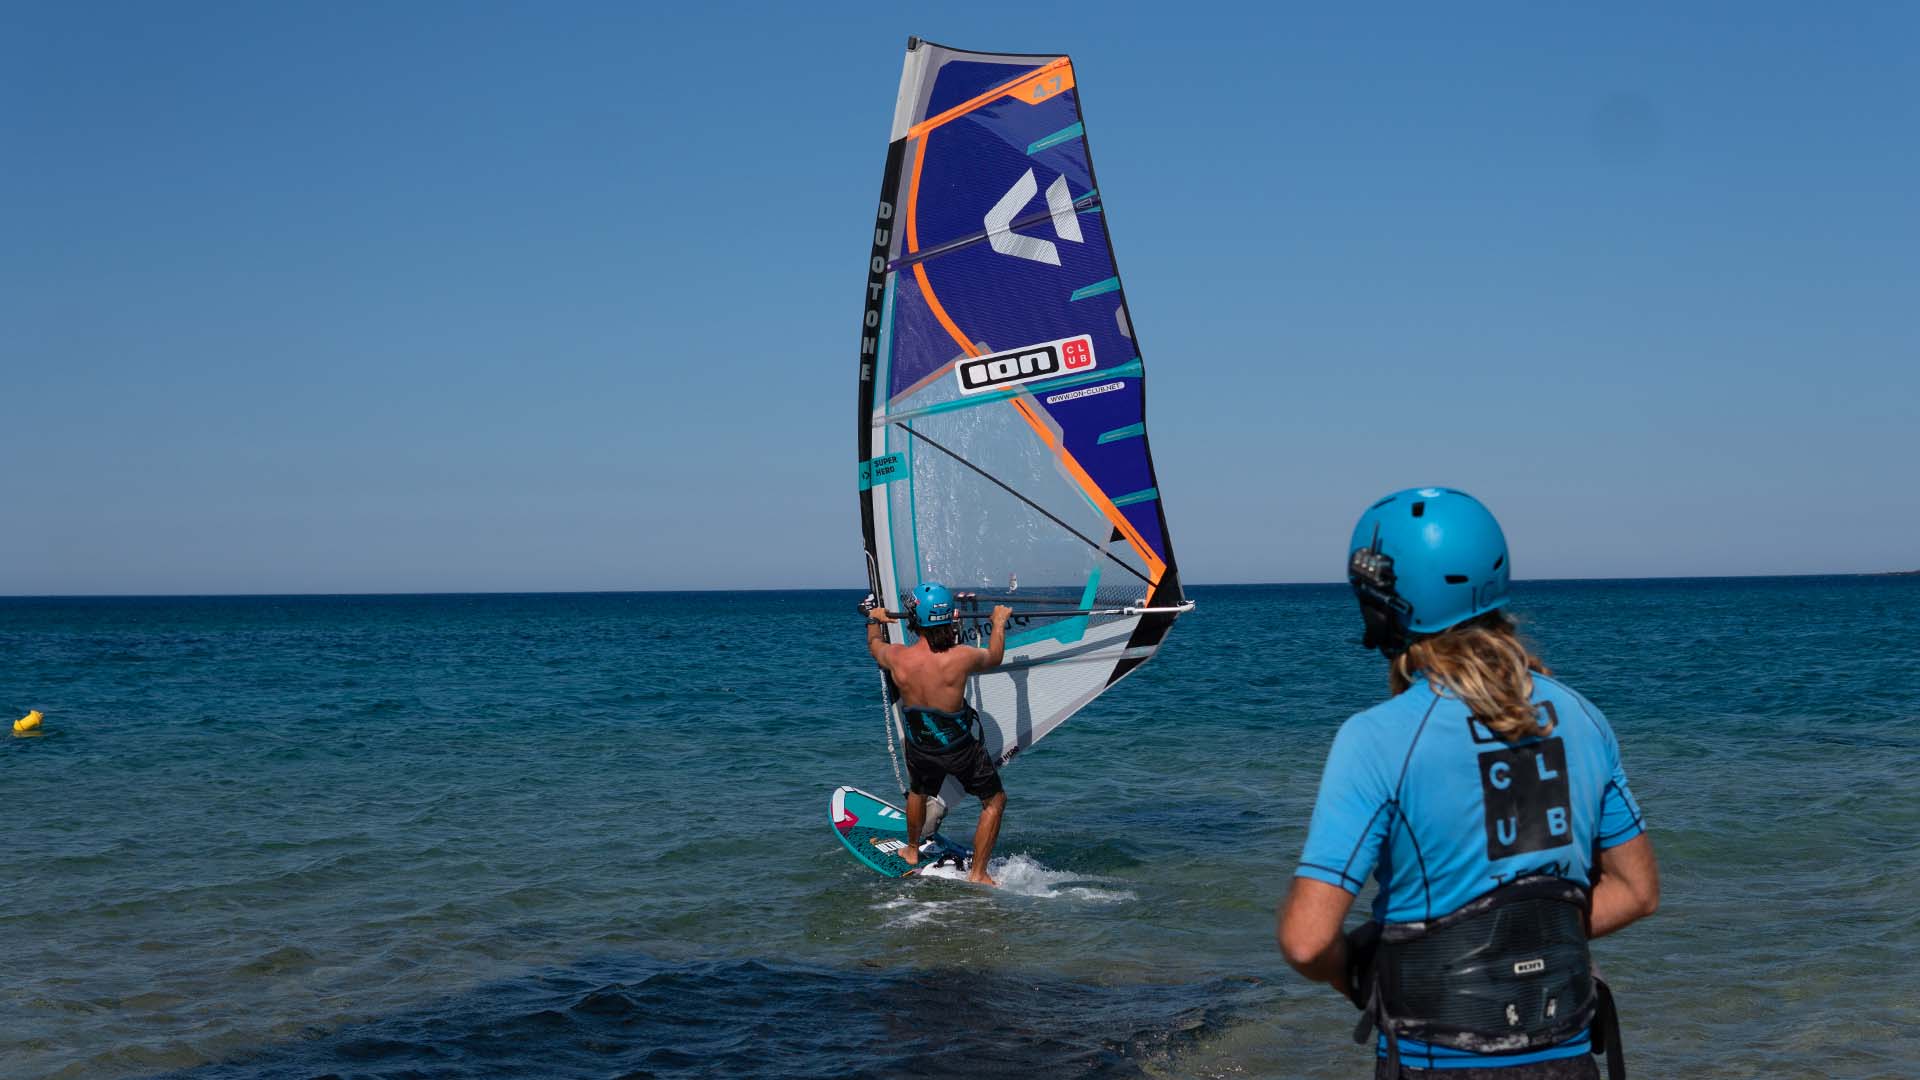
{"left": 1278, "top": 488, "right": 1659, "bottom": 1079}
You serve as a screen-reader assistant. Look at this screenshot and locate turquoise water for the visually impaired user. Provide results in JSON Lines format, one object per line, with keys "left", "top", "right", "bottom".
{"left": 3, "top": 578, "right": 1916, "bottom": 1079}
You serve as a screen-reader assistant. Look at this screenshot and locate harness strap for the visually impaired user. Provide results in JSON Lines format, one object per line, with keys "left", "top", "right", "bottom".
{"left": 1591, "top": 977, "right": 1625, "bottom": 1080}
{"left": 1350, "top": 967, "right": 1406, "bottom": 1078}
{"left": 901, "top": 705, "right": 981, "bottom": 750}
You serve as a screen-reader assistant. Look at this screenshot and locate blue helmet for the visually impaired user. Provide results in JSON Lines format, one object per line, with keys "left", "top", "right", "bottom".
{"left": 1348, "top": 487, "right": 1511, "bottom": 656}
{"left": 909, "top": 582, "right": 957, "bottom": 628}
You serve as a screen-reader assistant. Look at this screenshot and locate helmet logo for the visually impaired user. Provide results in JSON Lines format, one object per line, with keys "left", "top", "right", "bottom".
{"left": 911, "top": 583, "right": 957, "bottom": 628}
{"left": 1476, "top": 579, "right": 1509, "bottom": 611}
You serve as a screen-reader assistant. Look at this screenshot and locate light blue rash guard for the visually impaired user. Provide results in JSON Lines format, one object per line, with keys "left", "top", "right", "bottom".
{"left": 1296, "top": 673, "right": 1646, "bottom": 1070}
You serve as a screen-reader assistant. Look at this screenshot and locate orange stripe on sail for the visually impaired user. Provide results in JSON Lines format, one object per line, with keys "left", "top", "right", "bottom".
{"left": 908, "top": 58, "right": 1073, "bottom": 140}
{"left": 914, "top": 266, "right": 979, "bottom": 360}
{"left": 897, "top": 61, "right": 1158, "bottom": 583}
{"left": 905, "top": 135, "right": 982, "bottom": 359}
{"left": 906, "top": 134, "right": 925, "bottom": 253}
{"left": 1010, "top": 399, "right": 1166, "bottom": 585}
{"left": 904, "top": 60, "right": 1075, "bottom": 358}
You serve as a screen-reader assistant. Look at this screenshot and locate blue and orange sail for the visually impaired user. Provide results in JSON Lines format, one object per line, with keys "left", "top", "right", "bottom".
{"left": 856, "top": 38, "right": 1190, "bottom": 790}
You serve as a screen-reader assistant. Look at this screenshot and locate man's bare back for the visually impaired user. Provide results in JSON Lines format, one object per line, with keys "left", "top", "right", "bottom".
{"left": 866, "top": 599, "right": 1011, "bottom": 885}
{"left": 882, "top": 636, "right": 989, "bottom": 712}
{"left": 866, "top": 603, "right": 1008, "bottom": 712}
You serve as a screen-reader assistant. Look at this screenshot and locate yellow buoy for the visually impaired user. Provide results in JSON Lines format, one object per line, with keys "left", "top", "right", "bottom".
{"left": 13, "top": 710, "right": 42, "bottom": 734}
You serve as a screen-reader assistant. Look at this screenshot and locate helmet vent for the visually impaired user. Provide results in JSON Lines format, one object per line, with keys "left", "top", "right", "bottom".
{"left": 1445, "top": 574, "right": 1469, "bottom": 584}
{"left": 1411, "top": 501, "right": 1426, "bottom": 517}
{"left": 1493, "top": 555, "right": 1505, "bottom": 571}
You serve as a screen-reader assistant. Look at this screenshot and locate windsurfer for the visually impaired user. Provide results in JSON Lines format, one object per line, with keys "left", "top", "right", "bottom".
{"left": 864, "top": 582, "right": 1011, "bottom": 886}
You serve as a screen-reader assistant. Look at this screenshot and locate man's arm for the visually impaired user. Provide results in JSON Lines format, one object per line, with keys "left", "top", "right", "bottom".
{"left": 866, "top": 607, "right": 895, "bottom": 667}
{"left": 973, "top": 605, "right": 1011, "bottom": 671}
{"left": 1277, "top": 876, "right": 1358, "bottom": 994}
{"left": 1587, "top": 832, "right": 1659, "bottom": 938}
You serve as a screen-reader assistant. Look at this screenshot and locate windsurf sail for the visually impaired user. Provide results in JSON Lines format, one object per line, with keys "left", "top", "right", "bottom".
{"left": 856, "top": 38, "right": 1191, "bottom": 795}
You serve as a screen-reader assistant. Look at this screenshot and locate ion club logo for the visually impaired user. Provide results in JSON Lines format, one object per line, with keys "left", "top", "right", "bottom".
{"left": 955, "top": 335, "right": 1098, "bottom": 396}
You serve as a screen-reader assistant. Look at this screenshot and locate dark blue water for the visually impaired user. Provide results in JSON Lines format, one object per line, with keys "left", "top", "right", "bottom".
{"left": 3, "top": 578, "right": 1916, "bottom": 1079}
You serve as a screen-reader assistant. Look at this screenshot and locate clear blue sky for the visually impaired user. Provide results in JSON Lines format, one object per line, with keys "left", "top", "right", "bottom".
{"left": 4, "top": 3, "right": 1914, "bottom": 594}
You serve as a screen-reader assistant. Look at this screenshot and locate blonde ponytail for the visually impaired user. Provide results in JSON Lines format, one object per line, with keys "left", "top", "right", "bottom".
{"left": 1390, "top": 612, "right": 1554, "bottom": 741}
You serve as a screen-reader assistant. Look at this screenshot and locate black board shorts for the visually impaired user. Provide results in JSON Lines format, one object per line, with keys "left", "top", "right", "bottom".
{"left": 904, "top": 737, "right": 1003, "bottom": 800}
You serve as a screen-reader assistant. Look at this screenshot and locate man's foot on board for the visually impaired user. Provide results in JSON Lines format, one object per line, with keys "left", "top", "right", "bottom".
{"left": 968, "top": 868, "right": 999, "bottom": 887}
{"left": 898, "top": 844, "right": 921, "bottom": 867}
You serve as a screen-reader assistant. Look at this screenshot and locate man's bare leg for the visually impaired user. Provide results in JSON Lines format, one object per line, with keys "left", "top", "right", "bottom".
{"left": 900, "top": 792, "right": 925, "bottom": 867}
{"left": 968, "top": 791, "right": 1006, "bottom": 886}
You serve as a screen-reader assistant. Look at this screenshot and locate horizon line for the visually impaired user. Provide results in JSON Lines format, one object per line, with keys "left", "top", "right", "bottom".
{"left": 1, "top": 569, "right": 1913, "bottom": 601}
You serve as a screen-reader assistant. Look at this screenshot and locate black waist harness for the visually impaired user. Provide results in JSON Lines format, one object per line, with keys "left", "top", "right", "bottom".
{"left": 1353, "top": 876, "right": 1625, "bottom": 1079}
{"left": 901, "top": 705, "right": 980, "bottom": 751}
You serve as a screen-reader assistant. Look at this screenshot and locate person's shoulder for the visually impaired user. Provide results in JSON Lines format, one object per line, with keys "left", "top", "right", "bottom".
{"left": 1357, "top": 680, "right": 1454, "bottom": 723}
{"left": 1338, "top": 683, "right": 1450, "bottom": 743}
{"left": 1322, "top": 688, "right": 1443, "bottom": 786}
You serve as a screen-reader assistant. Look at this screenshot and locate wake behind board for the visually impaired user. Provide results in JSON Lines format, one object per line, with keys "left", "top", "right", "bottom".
{"left": 830, "top": 786, "right": 971, "bottom": 878}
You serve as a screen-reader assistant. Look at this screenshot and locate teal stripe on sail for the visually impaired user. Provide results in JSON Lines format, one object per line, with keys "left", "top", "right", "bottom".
{"left": 1110, "top": 487, "right": 1159, "bottom": 508}
{"left": 1070, "top": 277, "right": 1120, "bottom": 301}
{"left": 1026, "top": 121, "right": 1085, "bottom": 155}
{"left": 1097, "top": 422, "right": 1144, "bottom": 445}
{"left": 1003, "top": 567, "right": 1103, "bottom": 650}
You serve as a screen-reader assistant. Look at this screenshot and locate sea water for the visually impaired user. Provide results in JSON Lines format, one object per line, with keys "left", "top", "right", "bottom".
{"left": 2, "top": 577, "right": 1916, "bottom": 1079}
